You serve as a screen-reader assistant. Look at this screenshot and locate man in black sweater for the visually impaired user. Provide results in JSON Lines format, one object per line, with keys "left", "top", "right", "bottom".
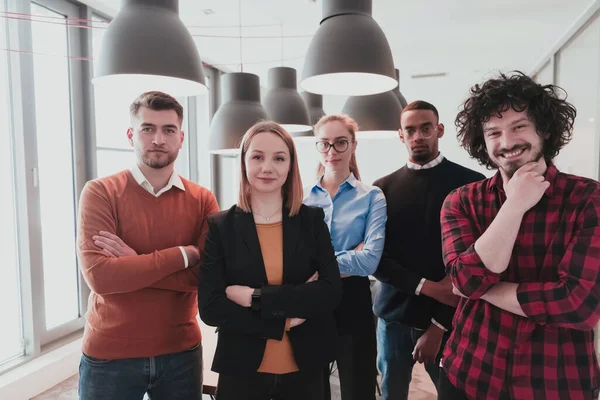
{"left": 373, "top": 101, "right": 485, "bottom": 400}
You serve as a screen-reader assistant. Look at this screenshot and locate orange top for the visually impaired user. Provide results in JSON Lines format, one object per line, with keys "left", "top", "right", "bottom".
{"left": 255, "top": 222, "right": 299, "bottom": 374}
{"left": 77, "top": 170, "right": 219, "bottom": 360}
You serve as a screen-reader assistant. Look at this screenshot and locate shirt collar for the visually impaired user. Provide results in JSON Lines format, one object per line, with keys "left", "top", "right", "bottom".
{"left": 406, "top": 152, "right": 444, "bottom": 170}
{"left": 488, "top": 162, "right": 558, "bottom": 198}
{"left": 312, "top": 172, "right": 358, "bottom": 192}
{"left": 130, "top": 164, "right": 185, "bottom": 193}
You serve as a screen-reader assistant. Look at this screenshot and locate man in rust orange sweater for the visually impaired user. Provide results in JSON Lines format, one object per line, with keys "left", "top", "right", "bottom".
{"left": 76, "top": 91, "right": 219, "bottom": 400}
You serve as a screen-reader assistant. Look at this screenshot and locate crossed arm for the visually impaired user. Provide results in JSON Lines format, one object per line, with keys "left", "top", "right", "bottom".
{"left": 77, "top": 180, "right": 219, "bottom": 295}
{"left": 442, "top": 188, "right": 600, "bottom": 331}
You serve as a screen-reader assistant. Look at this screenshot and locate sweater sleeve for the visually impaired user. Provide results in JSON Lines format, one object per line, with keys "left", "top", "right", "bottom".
{"left": 150, "top": 191, "right": 220, "bottom": 292}
{"left": 77, "top": 180, "right": 185, "bottom": 295}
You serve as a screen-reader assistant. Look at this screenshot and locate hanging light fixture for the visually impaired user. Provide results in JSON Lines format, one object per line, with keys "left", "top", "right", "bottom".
{"left": 209, "top": 73, "right": 268, "bottom": 150}
{"left": 208, "top": 0, "right": 269, "bottom": 150}
{"left": 393, "top": 69, "right": 408, "bottom": 109}
{"left": 300, "top": 0, "right": 396, "bottom": 96}
{"left": 263, "top": 67, "right": 311, "bottom": 133}
{"left": 93, "top": 0, "right": 207, "bottom": 97}
{"left": 342, "top": 89, "right": 401, "bottom": 138}
{"left": 301, "top": 91, "right": 326, "bottom": 125}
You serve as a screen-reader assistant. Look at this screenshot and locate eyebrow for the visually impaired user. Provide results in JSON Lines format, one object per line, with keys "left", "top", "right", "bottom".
{"left": 319, "top": 136, "right": 350, "bottom": 141}
{"left": 484, "top": 118, "right": 530, "bottom": 133}
{"left": 403, "top": 122, "right": 433, "bottom": 130}
{"left": 140, "top": 123, "right": 178, "bottom": 129}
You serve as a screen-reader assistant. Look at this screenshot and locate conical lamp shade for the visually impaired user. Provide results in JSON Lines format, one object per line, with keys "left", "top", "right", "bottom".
{"left": 300, "top": 0, "right": 396, "bottom": 96}
{"left": 301, "top": 91, "right": 326, "bottom": 125}
{"left": 209, "top": 73, "right": 268, "bottom": 150}
{"left": 263, "top": 67, "right": 311, "bottom": 133}
{"left": 394, "top": 69, "right": 408, "bottom": 109}
{"left": 93, "top": 0, "right": 207, "bottom": 97}
{"left": 342, "top": 90, "right": 401, "bottom": 137}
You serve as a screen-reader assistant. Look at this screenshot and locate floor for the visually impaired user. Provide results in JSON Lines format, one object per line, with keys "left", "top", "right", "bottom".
{"left": 31, "top": 363, "right": 437, "bottom": 399}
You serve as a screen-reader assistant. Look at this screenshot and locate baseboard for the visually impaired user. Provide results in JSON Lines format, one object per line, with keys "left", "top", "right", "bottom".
{"left": 0, "top": 338, "right": 82, "bottom": 400}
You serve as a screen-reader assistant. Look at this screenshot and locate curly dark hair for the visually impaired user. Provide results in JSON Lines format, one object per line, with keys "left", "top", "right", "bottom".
{"left": 455, "top": 71, "right": 576, "bottom": 169}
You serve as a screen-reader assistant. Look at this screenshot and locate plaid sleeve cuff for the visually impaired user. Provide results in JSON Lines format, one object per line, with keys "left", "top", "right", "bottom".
{"left": 415, "top": 278, "right": 426, "bottom": 295}
{"left": 451, "top": 243, "right": 502, "bottom": 299}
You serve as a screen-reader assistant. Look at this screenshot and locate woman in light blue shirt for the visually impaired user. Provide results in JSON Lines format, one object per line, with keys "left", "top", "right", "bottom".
{"left": 303, "top": 114, "right": 387, "bottom": 400}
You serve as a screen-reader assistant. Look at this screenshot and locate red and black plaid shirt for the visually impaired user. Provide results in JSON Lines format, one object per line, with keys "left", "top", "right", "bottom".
{"left": 441, "top": 164, "right": 600, "bottom": 400}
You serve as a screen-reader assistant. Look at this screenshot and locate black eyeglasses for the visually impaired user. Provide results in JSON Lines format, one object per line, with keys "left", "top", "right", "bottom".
{"left": 316, "top": 140, "right": 354, "bottom": 153}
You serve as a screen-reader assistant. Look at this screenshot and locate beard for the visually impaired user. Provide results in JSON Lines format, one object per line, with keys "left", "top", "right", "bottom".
{"left": 142, "top": 151, "right": 177, "bottom": 169}
{"left": 410, "top": 144, "right": 431, "bottom": 163}
{"left": 497, "top": 144, "right": 544, "bottom": 178}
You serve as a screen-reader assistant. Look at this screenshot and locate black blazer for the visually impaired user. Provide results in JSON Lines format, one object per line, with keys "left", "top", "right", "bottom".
{"left": 198, "top": 204, "right": 342, "bottom": 376}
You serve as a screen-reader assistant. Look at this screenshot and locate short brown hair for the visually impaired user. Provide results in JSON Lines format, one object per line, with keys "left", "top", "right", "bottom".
{"left": 237, "top": 121, "right": 304, "bottom": 217}
{"left": 130, "top": 91, "right": 184, "bottom": 124}
{"left": 313, "top": 114, "right": 361, "bottom": 180}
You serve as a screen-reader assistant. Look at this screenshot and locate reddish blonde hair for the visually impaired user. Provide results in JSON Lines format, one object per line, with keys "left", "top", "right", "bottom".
{"left": 313, "top": 114, "right": 361, "bottom": 180}
{"left": 237, "top": 121, "right": 303, "bottom": 216}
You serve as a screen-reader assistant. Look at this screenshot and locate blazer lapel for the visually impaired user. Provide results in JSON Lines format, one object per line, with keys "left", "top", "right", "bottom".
{"left": 282, "top": 208, "right": 301, "bottom": 283}
{"left": 234, "top": 207, "right": 268, "bottom": 282}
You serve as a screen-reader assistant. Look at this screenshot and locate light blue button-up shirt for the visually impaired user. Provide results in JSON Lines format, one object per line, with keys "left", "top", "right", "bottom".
{"left": 303, "top": 174, "right": 387, "bottom": 277}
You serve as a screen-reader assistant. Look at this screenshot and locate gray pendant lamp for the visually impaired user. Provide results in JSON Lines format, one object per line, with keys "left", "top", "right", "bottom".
{"left": 342, "top": 89, "right": 401, "bottom": 137}
{"left": 209, "top": 73, "right": 268, "bottom": 150}
{"left": 300, "top": 0, "right": 397, "bottom": 96}
{"left": 92, "top": 0, "right": 207, "bottom": 97}
{"left": 301, "top": 91, "right": 326, "bottom": 125}
{"left": 263, "top": 67, "right": 311, "bottom": 133}
{"left": 394, "top": 69, "right": 408, "bottom": 109}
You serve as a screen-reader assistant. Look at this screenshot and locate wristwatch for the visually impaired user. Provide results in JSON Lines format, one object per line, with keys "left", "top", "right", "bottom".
{"left": 251, "top": 288, "right": 261, "bottom": 311}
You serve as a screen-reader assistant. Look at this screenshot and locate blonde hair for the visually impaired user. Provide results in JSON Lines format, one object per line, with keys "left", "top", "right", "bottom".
{"left": 313, "top": 114, "right": 361, "bottom": 180}
{"left": 237, "top": 121, "right": 304, "bottom": 217}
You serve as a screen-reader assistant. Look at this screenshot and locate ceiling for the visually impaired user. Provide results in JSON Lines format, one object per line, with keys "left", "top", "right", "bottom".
{"left": 92, "top": 0, "right": 593, "bottom": 91}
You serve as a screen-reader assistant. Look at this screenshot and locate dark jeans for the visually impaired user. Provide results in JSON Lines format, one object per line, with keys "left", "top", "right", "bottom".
{"left": 376, "top": 319, "right": 449, "bottom": 400}
{"left": 78, "top": 344, "right": 203, "bottom": 400}
{"left": 216, "top": 370, "right": 324, "bottom": 400}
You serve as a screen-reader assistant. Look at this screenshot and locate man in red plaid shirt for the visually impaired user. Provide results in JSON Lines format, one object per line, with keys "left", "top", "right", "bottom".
{"left": 438, "top": 71, "right": 600, "bottom": 400}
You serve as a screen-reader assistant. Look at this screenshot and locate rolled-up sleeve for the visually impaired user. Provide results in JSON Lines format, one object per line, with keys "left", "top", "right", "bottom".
{"left": 335, "top": 189, "right": 387, "bottom": 276}
{"left": 441, "top": 189, "right": 501, "bottom": 299}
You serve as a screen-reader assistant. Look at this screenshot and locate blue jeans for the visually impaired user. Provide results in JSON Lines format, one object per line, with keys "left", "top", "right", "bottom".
{"left": 78, "top": 344, "right": 203, "bottom": 400}
{"left": 376, "top": 319, "right": 448, "bottom": 400}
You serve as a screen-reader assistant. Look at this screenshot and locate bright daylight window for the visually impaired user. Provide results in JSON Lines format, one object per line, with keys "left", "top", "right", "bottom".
{"left": 31, "top": 2, "right": 80, "bottom": 329}
{"left": 0, "top": 0, "right": 25, "bottom": 365}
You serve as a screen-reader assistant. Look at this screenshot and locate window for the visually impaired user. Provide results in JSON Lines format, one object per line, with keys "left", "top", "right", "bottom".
{"left": 30, "top": 2, "right": 80, "bottom": 330}
{"left": 0, "top": 0, "right": 25, "bottom": 366}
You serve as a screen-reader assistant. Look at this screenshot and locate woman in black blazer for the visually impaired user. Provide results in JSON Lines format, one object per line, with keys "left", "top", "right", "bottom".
{"left": 198, "top": 121, "right": 342, "bottom": 400}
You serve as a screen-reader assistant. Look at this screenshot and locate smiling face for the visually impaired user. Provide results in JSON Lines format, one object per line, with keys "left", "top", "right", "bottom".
{"left": 314, "top": 120, "right": 357, "bottom": 175}
{"left": 244, "top": 131, "right": 291, "bottom": 196}
{"left": 127, "top": 106, "right": 183, "bottom": 169}
{"left": 483, "top": 107, "right": 544, "bottom": 178}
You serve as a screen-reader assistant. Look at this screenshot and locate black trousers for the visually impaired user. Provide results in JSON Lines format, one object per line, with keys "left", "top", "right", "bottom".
{"left": 437, "top": 368, "right": 469, "bottom": 400}
{"left": 216, "top": 370, "right": 324, "bottom": 400}
{"left": 324, "top": 276, "right": 378, "bottom": 400}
